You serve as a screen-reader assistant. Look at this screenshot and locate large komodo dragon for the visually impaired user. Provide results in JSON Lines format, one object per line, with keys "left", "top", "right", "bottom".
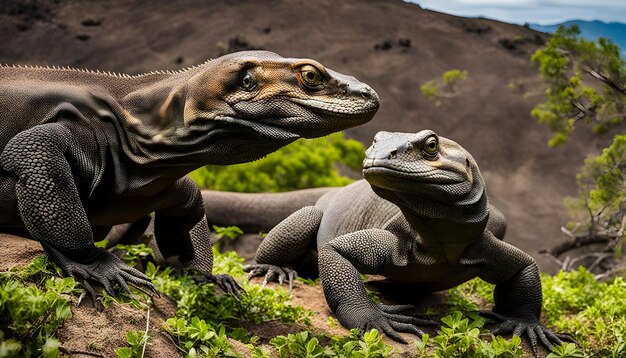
{"left": 246, "top": 130, "right": 574, "bottom": 356}
{"left": 0, "top": 50, "right": 379, "bottom": 301}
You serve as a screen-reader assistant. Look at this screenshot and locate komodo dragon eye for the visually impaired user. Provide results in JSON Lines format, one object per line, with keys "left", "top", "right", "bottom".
{"left": 241, "top": 71, "right": 257, "bottom": 91}
{"left": 299, "top": 65, "right": 324, "bottom": 89}
{"left": 422, "top": 135, "right": 439, "bottom": 157}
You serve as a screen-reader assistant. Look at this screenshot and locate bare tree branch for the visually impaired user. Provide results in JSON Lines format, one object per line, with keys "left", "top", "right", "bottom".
{"left": 584, "top": 68, "right": 626, "bottom": 95}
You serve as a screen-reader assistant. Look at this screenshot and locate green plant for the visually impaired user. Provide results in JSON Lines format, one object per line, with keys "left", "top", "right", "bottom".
{"left": 426, "top": 311, "right": 524, "bottom": 358}
{"left": 541, "top": 267, "right": 626, "bottom": 356}
{"left": 115, "top": 330, "right": 149, "bottom": 358}
{"left": 0, "top": 256, "right": 74, "bottom": 357}
{"left": 326, "top": 316, "right": 338, "bottom": 328}
{"left": 212, "top": 225, "right": 244, "bottom": 240}
{"left": 414, "top": 333, "right": 429, "bottom": 355}
{"left": 455, "top": 277, "right": 495, "bottom": 304}
{"left": 531, "top": 25, "right": 624, "bottom": 146}
{"left": 447, "top": 285, "right": 480, "bottom": 313}
{"left": 270, "top": 329, "right": 394, "bottom": 358}
{"left": 188, "top": 132, "right": 364, "bottom": 192}
{"left": 165, "top": 317, "right": 238, "bottom": 357}
{"left": 477, "top": 336, "right": 524, "bottom": 358}
{"left": 271, "top": 331, "right": 325, "bottom": 358}
{"left": 420, "top": 69, "right": 469, "bottom": 106}
{"left": 327, "top": 329, "right": 393, "bottom": 357}
{"left": 562, "top": 134, "right": 626, "bottom": 258}
{"left": 433, "top": 311, "right": 484, "bottom": 357}
{"left": 114, "top": 243, "right": 154, "bottom": 267}
{"left": 151, "top": 248, "right": 312, "bottom": 327}
{"left": 547, "top": 343, "right": 585, "bottom": 358}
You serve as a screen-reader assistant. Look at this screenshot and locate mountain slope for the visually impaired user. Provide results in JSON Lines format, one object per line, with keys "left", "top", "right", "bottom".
{"left": 0, "top": 0, "right": 620, "bottom": 272}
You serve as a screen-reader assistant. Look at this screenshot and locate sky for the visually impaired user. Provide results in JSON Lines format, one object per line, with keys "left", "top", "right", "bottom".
{"left": 407, "top": 0, "right": 626, "bottom": 25}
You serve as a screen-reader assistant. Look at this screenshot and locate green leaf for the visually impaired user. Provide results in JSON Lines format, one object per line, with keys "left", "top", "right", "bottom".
{"left": 115, "top": 347, "right": 133, "bottom": 358}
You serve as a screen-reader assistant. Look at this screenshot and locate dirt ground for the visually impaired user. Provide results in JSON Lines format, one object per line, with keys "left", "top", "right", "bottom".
{"left": 1, "top": 233, "right": 547, "bottom": 357}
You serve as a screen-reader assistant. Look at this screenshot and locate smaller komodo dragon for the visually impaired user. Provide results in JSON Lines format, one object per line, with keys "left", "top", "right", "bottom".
{"left": 0, "top": 50, "right": 379, "bottom": 302}
{"left": 246, "top": 130, "right": 574, "bottom": 356}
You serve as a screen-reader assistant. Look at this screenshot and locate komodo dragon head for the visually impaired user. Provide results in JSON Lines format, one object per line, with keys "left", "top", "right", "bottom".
{"left": 362, "top": 130, "right": 488, "bottom": 225}
{"left": 126, "top": 50, "right": 379, "bottom": 165}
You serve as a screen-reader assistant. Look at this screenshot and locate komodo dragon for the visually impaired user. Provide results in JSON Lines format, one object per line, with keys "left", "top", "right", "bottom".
{"left": 0, "top": 50, "right": 379, "bottom": 301}
{"left": 246, "top": 130, "right": 573, "bottom": 356}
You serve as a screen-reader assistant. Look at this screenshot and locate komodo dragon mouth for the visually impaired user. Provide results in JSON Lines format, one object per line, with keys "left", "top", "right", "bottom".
{"left": 290, "top": 97, "right": 380, "bottom": 117}
{"left": 211, "top": 115, "right": 300, "bottom": 141}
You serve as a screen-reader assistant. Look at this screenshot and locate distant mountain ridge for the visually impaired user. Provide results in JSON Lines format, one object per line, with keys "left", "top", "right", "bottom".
{"left": 530, "top": 20, "right": 626, "bottom": 54}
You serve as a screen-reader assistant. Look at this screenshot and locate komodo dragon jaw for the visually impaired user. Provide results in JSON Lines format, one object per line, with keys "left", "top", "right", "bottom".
{"left": 140, "top": 50, "right": 379, "bottom": 165}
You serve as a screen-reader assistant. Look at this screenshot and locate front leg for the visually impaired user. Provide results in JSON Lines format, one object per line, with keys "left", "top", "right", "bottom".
{"left": 153, "top": 177, "right": 241, "bottom": 295}
{"left": 0, "top": 124, "right": 155, "bottom": 302}
{"left": 462, "top": 232, "right": 576, "bottom": 356}
{"left": 319, "top": 229, "right": 435, "bottom": 343}
{"left": 244, "top": 206, "right": 323, "bottom": 290}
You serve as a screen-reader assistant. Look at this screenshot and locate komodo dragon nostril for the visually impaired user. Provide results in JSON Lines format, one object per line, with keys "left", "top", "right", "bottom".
{"left": 466, "top": 158, "right": 470, "bottom": 167}
{"left": 388, "top": 149, "right": 397, "bottom": 159}
{"left": 360, "top": 88, "right": 370, "bottom": 99}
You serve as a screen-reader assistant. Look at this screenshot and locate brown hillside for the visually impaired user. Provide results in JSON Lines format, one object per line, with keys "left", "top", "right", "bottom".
{"left": 0, "top": 0, "right": 619, "bottom": 272}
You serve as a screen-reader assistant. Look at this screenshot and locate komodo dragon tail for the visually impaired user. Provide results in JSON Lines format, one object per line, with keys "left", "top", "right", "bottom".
{"left": 106, "top": 187, "right": 334, "bottom": 247}
{"left": 201, "top": 187, "right": 335, "bottom": 232}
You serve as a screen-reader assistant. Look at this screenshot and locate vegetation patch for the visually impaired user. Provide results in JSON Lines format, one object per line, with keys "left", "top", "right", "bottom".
{"left": 4, "top": 238, "right": 626, "bottom": 357}
{"left": 189, "top": 133, "right": 365, "bottom": 192}
{"left": 0, "top": 256, "right": 76, "bottom": 357}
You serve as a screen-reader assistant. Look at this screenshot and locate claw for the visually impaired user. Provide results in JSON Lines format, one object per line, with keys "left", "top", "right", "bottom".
{"left": 77, "top": 291, "right": 87, "bottom": 307}
{"left": 77, "top": 279, "right": 98, "bottom": 308}
{"left": 205, "top": 274, "right": 245, "bottom": 297}
{"left": 388, "top": 320, "right": 426, "bottom": 338}
{"left": 526, "top": 326, "right": 539, "bottom": 357}
{"left": 482, "top": 309, "right": 578, "bottom": 354}
{"left": 246, "top": 268, "right": 261, "bottom": 280}
{"left": 243, "top": 264, "right": 298, "bottom": 294}
{"left": 288, "top": 270, "right": 296, "bottom": 294}
{"left": 262, "top": 269, "right": 276, "bottom": 287}
{"left": 42, "top": 244, "right": 158, "bottom": 308}
{"left": 378, "top": 303, "right": 417, "bottom": 315}
{"left": 343, "top": 303, "right": 434, "bottom": 344}
{"left": 535, "top": 326, "right": 552, "bottom": 351}
{"left": 379, "top": 320, "right": 407, "bottom": 343}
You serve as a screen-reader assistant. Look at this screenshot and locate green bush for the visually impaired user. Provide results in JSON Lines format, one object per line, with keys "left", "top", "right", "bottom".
{"left": 0, "top": 256, "right": 75, "bottom": 357}
{"left": 149, "top": 247, "right": 312, "bottom": 328}
{"left": 420, "top": 69, "right": 469, "bottom": 106}
{"left": 542, "top": 267, "right": 626, "bottom": 356}
{"left": 531, "top": 25, "right": 624, "bottom": 146}
{"left": 188, "top": 132, "right": 364, "bottom": 192}
{"left": 270, "top": 329, "right": 394, "bottom": 358}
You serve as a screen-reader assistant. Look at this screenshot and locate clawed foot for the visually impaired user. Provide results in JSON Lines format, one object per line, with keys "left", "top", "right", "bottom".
{"left": 243, "top": 263, "right": 298, "bottom": 293}
{"left": 342, "top": 303, "right": 437, "bottom": 344}
{"left": 42, "top": 243, "right": 158, "bottom": 308}
{"left": 480, "top": 310, "right": 577, "bottom": 356}
{"left": 193, "top": 273, "right": 244, "bottom": 297}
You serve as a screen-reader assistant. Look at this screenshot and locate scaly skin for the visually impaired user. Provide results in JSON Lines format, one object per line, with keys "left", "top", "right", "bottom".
{"left": 246, "top": 130, "right": 574, "bottom": 356}
{"left": 0, "top": 50, "right": 379, "bottom": 302}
